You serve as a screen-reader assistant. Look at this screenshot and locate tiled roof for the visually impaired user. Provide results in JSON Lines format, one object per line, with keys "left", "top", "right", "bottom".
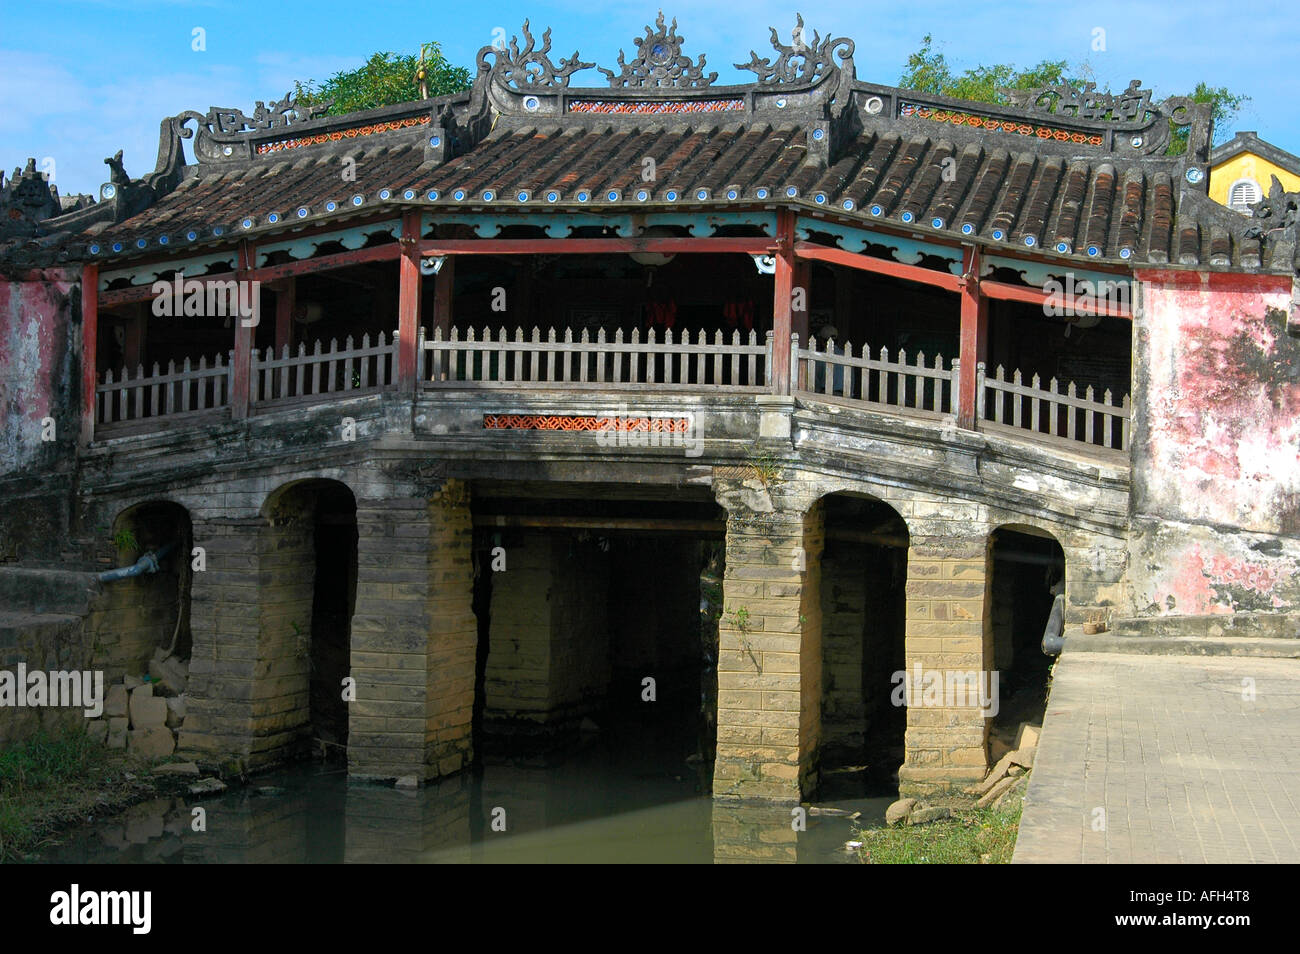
{"left": 5, "top": 16, "right": 1292, "bottom": 275}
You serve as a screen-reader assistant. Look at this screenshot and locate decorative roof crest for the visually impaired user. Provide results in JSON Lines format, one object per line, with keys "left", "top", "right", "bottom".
{"left": 598, "top": 12, "right": 716, "bottom": 89}
{"left": 477, "top": 20, "right": 594, "bottom": 89}
{"left": 170, "top": 93, "right": 331, "bottom": 162}
{"left": 735, "top": 14, "right": 855, "bottom": 86}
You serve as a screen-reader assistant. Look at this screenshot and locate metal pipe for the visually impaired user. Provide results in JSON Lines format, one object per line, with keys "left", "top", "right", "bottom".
{"left": 98, "top": 541, "right": 177, "bottom": 583}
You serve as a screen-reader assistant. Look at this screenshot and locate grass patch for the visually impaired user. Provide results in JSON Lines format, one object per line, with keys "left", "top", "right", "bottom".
{"left": 0, "top": 726, "right": 166, "bottom": 862}
{"left": 854, "top": 800, "right": 1023, "bottom": 864}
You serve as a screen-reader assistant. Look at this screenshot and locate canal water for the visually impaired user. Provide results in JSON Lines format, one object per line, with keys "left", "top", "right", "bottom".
{"left": 39, "top": 705, "right": 891, "bottom": 864}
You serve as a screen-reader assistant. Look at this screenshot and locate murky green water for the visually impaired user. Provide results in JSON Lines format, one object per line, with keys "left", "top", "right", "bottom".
{"left": 40, "top": 717, "right": 890, "bottom": 864}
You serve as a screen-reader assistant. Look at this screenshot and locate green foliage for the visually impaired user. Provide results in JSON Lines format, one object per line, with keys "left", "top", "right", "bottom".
{"left": 0, "top": 727, "right": 108, "bottom": 860}
{"left": 898, "top": 35, "right": 1248, "bottom": 156}
{"left": 744, "top": 446, "right": 784, "bottom": 488}
{"left": 1166, "top": 82, "right": 1250, "bottom": 155}
{"left": 111, "top": 528, "right": 139, "bottom": 553}
{"left": 854, "top": 800, "right": 1023, "bottom": 864}
{"left": 899, "top": 34, "right": 1078, "bottom": 105}
{"left": 293, "top": 42, "right": 471, "bottom": 116}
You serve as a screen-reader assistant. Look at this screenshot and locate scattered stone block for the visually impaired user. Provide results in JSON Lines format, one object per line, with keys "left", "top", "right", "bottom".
{"left": 151, "top": 761, "right": 199, "bottom": 776}
{"left": 130, "top": 693, "right": 168, "bottom": 729}
{"left": 188, "top": 777, "right": 227, "bottom": 796}
{"left": 105, "top": 685, "right": 128, "bottom": 718}
{"left": 885, "top": 797, "right": 917, "bottom": 826}
{"left": 87, "top": 720, "right": 109, "bottom": 745}
{"left": 129, "top": 726, "right": 175, "bottom": 758}
{"left": 973, "top": 751, "right": 1018, "bottom": 795}
{"left": 992, "top": 776, "right": 1027, "bottom": 810}
{"left": 149, "top": 654, "right": 188, "bottom": 697}
{"left": 395, "top": 776, "right": 419, "bottom": 790}
{"left": 124, "top": 674, "right": 143, "bottom": 690}
{"left": 977, "top": 775, "right": 1019, "bottom": 809}
{"left": 1014, "top": 723, "right": 1041, "bottom": 751}
{"left": 107, "top": 717, "right": 128, "bottom": 749}
{"left": 1010, "top": 747, "right": 1035, "bottom": 769}
{"left": 908, "top": 806, "right": 951, "bottom": 825}
{"left": 131, "top": 681, "right": 153, "bottom": 698}
{"left": 165, "top": 695, "right": 186, "bottom": 728}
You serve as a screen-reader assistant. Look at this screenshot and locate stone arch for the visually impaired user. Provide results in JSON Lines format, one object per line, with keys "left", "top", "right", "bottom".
{"left": 986, "top": 523, "right": 1066, "bottom": 742}
{"left": 815, "top": 490, "right": 911, "bottom": 795}
{"left": 257, "top": 477, "right": 358, "bottom": 760}
{"left": 99, "top": 499, "right": 194, "bottom": 678}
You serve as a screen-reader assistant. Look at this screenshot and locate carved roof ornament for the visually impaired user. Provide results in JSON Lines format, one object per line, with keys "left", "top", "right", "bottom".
{"left": 1009, "top": 79, "right": 1158, "bottom": 123}
{"left": 1248, "top": 176, "right": 1300, "bottom": 233}
{"left": 478, "top": 20, "right": 594, "bottom": 89}
{"left": 1004, "top": 79, "right": 1196, "bottom": 155}
{"left": 170, "top": 93, "right": 331, "bottom": 162}
{"left": 599, "top": 12, "right": 716, "bottom": 89}
{"left": 735, "top": 14, "right": 855, "bottom": 86}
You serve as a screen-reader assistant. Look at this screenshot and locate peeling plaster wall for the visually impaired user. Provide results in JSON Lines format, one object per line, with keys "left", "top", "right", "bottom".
{"left": 1132, "top": 270, "right": 1300, "bottom": 618}
{"left": 0, "top": 270, "right": 81, "bottom": 562}
{"left": 0, "top": 271, "right": 78, "bottom": 476}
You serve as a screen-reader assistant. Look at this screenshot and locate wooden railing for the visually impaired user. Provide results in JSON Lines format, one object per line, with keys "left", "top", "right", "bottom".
{"left": 93, "top": 325, "right": 1130, "bottom": 460}
{"left": 420, "top": 326, "right": 770, "bottom": 391}
{"left": 251, "top": 332, "right": 399, "bottom": 407}
{"left": 978, "top": 363, "right": 1129, "bottom": 453}
{"left": 96, "top": 353, "right": 231, "bottom": 427}
{"left": 793, "top": 335, "right": 956, "bottom": 416}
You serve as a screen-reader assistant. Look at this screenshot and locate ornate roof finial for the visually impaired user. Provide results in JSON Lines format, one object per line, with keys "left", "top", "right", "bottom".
{"left": 735, "top": 13, "right": 855, "bottom": 86}
{"left": 477, "top": 20, "right": 594, "bottom": 89}
{"left": 599, "top": 11, "right": 717, "bottom": 89}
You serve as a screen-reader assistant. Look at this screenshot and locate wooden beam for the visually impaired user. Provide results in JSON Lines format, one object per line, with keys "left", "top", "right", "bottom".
{"left": 397, "top": 210, "right": 422, "bottom": 390}
{"left": 231, "top": 242, "right": 254, "bottom": 419}
{"left": 980, "top": 278, "right": 1132, "bottom": 318}
{"left": 957, "top": 245, "right": 987, "bottom": 430}
{"left": 793, "top": 241, "right": 963, "bottom": 293}
{"left": 81, "top": 264, "right": 98, "bottom": 445}
{"left": 416, "top": 237, "right": 773, "bottom": 256}
{"left": 771, "top": 208, "right": 796, "bottom": 395}
{"left": 247, "top": 242, "right": 399, "bottom": 283}
{"left": 473, "top": 514, "right": 725, "bottom": 534}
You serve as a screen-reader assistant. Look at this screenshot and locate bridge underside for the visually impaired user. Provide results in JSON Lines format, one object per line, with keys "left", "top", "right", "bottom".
{"left": 60, "top": 389, "right": 1129, "bottom": 800}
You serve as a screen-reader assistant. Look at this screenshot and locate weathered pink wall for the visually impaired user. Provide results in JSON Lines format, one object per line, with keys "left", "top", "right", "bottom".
{"left": 0, "top": 270, "right": 78, "bottom": 476}
{"left": 1132, "top": 270, "right": 1300, "bottom": 617}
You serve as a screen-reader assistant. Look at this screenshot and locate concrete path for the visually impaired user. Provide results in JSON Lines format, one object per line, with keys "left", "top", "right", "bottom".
{"left": 1013, "top": 651, "right": 1300, "bottom": 863}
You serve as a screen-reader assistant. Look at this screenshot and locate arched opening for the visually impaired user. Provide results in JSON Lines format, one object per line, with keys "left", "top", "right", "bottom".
{"left": 104, "top": 501, "right": 193, "bottom": 676}
{"left": 261, "top": 479, "right": 357, "bottom": 760}
{"left": 468, "top": 482, "right": 725, "bottom": 825}
{"left": 987, "top": 525, "right": 1064, "bottom": 751}
{"left": 818, "top": 492, "right": 909, "bottom": 797}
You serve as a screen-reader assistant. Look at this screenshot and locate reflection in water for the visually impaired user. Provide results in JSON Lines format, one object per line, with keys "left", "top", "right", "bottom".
{"left": 41, "top": 702, "right": 890, "bottom": 864}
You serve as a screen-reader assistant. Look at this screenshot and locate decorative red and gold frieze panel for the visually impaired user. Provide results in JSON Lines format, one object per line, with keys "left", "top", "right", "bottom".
{"left": 483, "top": 414, "right": 692, "bottom": 432}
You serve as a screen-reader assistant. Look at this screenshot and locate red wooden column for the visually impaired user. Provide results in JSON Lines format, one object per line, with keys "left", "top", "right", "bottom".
{"left": 81, "top": 263, "right": 98, "bottom": 444}
{"left": 273, "top": 278, "right": 295, "bottom": 353}
{"left": 231, "top": 241, "right": 254, "bottom": 419}
{"left": 957, "top": 245, "right": 988, "bottom": 430}
{"left": 398, "top": 210, "right": 422, "bottom": 390}
{"left": 771, "top": 207, "right": 798, "bottom": 394}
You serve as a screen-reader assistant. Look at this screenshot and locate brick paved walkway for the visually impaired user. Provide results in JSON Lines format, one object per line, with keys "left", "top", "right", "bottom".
{"left": 1013, "top": 651, "right": 1300, "bottom": 863}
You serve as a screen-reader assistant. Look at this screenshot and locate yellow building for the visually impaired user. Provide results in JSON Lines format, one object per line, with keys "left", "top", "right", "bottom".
{"left": 1209, "top": 131, "right": 1300, "bottom": 213}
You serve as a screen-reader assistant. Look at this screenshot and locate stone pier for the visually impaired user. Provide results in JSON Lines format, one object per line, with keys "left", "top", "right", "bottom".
{"left": 898, "top": 510, "right": 992, "bottom": 797}
{"left": 713, "top": 492, "right": 824, "bottom": 802}
{"left": 348, "top": 480, "right": 477, "bottom": 782}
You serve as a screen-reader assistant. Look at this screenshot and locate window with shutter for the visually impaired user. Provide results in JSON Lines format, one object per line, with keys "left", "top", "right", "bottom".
{"left": 1228, "top": 178, "right": 1262, "bottom": 213}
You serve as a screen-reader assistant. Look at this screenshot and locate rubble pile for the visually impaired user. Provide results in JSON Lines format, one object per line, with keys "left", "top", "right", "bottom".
{"left": 86, "top": 649, "right": 188, "bottom": 757}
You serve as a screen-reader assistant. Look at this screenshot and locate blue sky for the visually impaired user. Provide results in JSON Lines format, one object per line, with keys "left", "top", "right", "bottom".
{"left": 3, "top": 0, "right": 1295, "bottom": 196}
